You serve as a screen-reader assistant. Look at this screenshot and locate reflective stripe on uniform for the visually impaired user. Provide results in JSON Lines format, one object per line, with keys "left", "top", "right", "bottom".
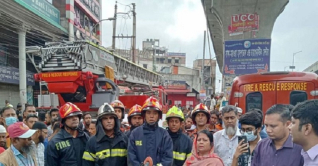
{"left": 93, "top": 149, "right": 127, "bottom": 159}
{"left": 186, "top": 153, "right": 192, "bottom": 158}
{"left": 110, "top": 149, "right": 127, "bottom": 157}
{"left": 83, "top": 151, "right": 96, "bottom": 161}
{"left": 96, "top": 149, "right": 110, "bottom": 159}
{"left": 173, "top": 151, "right": 187, "bottom": 160}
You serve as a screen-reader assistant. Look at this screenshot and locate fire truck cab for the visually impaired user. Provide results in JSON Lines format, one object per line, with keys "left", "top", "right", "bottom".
{"left": 229, "top": 71, "right": 318, "bottom": 114}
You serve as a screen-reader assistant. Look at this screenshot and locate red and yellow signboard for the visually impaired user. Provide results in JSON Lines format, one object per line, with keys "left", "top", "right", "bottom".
{"left": 228, "top": 13, "right": 259, "bottom": 36}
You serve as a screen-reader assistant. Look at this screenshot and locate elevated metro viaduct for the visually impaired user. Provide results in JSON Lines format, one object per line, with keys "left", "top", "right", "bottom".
{"left": 201, "top": 0, "right": 289, "bottom": 73}
{"left": 304, "top": 61, "right": 318, "bottom": 75}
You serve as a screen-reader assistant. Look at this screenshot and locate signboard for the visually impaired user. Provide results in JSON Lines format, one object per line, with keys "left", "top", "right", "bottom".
{"left": 228, "top": 13, "right": 259, "bottom": 36}
{"left": 165, "top": 80, "right": 187, "bottom": 89}
{"left": 167, "top": 52, "right": 186, "bottom": 57}
{"left": 15, "top": 0, "right": 60, "bottom": 25}
{"left": 224, "top": 39, "right": 271, "bottom": 75}
{"left": 0, "top": 66, "right": 34, "bottom": 86}
{"left": 186, "top": 93, "right": 196, "bottom": 97}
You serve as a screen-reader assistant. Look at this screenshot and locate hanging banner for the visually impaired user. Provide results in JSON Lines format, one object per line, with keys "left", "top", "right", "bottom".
{"left": 224, "top": 39, "right": 271, "bottom": 75}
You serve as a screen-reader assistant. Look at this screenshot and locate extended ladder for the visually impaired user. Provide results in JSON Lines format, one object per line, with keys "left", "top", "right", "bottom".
{"left": 26, "top": 41, "right": 163, "bottom": 86}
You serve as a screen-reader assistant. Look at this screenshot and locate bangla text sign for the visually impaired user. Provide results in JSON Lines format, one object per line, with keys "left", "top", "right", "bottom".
{"left": 15, "top": 0, "right": 60, "bottom": 25}
{"left": 228, "top": 13, "right": 259, "bottom": 36}
{"left": 0, "top": 66, "right": 34, "bottom": 86}
{"left": 165, "top": 80, "right": 187, "bottom": 90}
{"left": 224, "top": 39, "right": 271, "bottom": 75}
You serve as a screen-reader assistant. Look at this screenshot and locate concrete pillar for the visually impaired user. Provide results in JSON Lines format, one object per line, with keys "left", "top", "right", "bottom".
{"left": 66, "top": 0, "right": 75, "bottom": 41}
{"left": 18, "top": 29, "right": 27, "bottom": 111}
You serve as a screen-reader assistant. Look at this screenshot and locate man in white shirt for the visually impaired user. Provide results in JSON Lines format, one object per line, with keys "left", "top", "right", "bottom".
{"left": 210, "top": 94, "right": 216, "bottom": 111}
{"left": 290, "top": 100, "right": 318, "bottom": 166}
{"left": 213, "top": 105, "right": 240, "bottom": 166}
{"left": 32, "top": 122, "right": 48, "bottom": 166}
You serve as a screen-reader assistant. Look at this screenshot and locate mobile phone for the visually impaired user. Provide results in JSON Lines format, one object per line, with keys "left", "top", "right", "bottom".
{"left": 238, "top": 135, "right": 249, "bottom": 155}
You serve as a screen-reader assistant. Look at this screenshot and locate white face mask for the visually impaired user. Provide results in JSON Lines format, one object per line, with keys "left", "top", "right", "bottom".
{"left": 243, "top": 130, "right": 258, "bottom": 142}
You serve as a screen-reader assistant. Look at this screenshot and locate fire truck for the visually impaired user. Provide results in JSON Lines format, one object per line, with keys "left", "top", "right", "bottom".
{"left": 229, "top": 71, "right": 318, "bottom": 114}
{"left": 26, "top": 41, "right": 167, "bottom": 116}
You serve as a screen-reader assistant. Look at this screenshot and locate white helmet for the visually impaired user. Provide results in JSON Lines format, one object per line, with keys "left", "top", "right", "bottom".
{"left": 236, "top": 107, "right": 243, "bottom": 114}
{"left": 97, "top": 103, "right": 117, "bottom": 120}
{"left": 0, "top": 125, "right": 6, "bottom": 134}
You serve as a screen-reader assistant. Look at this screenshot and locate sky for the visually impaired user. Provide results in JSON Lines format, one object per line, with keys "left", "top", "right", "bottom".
{"left": 101, "top": 0, "right": 318, "bottom": 92}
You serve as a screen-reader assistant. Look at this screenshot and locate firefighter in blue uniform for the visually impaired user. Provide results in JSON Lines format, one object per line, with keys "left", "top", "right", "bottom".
{"left": 125, "top": 104, "right": 144, "bottom": 138}
{"left": 166, "top": 106, "right": 193, "bottom": 166}
{"left": 46, "top": 102, "right": 89, "bottom": 166}
{"left": 82, "top": 103, "right": 128, "bottom": 165}
{"left": 128, "top": 97, "right": 173, "bottom": 166}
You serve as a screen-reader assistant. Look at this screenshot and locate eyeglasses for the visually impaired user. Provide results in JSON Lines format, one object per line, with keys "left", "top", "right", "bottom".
{"left": 240, "top": 128, "right": 256, "bottom": 134}
{"left": 41, "top": 130, "right": 48, "bottom": 135}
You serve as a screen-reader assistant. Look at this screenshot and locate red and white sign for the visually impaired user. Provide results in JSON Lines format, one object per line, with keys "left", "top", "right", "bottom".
{"left": 228, "top": 13, "right": 259, "bottom": 36}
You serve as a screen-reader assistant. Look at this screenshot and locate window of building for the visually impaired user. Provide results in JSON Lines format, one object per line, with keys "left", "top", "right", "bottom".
{"left": 246, "top": 92, "right": 262, "bottom": 112}
{"left": 168, "top": 59, "right": 172, "bottom": 63}
{"left": 175, "top": 59, "right": 179, "bottom": 63}
{"left": 143, "top": 64, "right": 147, "bottom": 69}
{"left": 0, "top": 46, "right": 7, "bottom": 66}
{"left": 186, "top": 101, "right": 193, "bottom": 109}
{"left": 174, "top": 100, "right": 182, "bottom": 106}
{"left": 290, "top": 91, "right": 307, "bottom": 106}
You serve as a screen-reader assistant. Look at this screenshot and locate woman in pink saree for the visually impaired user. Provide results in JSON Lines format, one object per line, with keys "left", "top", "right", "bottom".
{"left": 184, "top": 130, "right": 224, "bottom": 166}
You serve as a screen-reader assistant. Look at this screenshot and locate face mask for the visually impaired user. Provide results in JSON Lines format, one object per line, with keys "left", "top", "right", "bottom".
{"left": 243, "top": 131, "right": 257, "bottom": 142}
{"left": 5, "top": 117, "right": 18, "bottom": 126}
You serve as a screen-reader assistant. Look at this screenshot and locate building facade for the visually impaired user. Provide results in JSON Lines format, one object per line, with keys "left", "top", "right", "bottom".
{"left": 193, "top": 59, "right": 217, "bottom": 95}
{"left": 160, "top": 65, "right": 201, "bottom": 109}
{"left": 0, "top": 0, "right": 102, "bottom": 108}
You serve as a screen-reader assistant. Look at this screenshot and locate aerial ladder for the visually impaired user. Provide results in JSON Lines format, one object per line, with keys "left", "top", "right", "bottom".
{"left": 26, "top": 41, "right": 163, "bottom": 115}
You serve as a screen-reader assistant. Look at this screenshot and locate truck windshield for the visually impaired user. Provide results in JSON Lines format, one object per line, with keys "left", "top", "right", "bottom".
{"left": 246, "top": 92, "right": 262, "bottom": 112}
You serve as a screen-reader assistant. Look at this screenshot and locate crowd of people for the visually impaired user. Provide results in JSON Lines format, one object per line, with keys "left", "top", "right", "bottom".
{"left": 0, "top": 97, "right": 316, "bottom": 166}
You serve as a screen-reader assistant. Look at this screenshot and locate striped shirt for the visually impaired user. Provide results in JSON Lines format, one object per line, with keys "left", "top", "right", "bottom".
{"left": 35, "top": 142, "right": 45, "bottom": 166}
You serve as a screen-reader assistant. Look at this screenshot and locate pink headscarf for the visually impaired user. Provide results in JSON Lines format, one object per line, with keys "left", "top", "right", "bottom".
{"left": 183, "top": 136, "right": 224, "bottom": 166}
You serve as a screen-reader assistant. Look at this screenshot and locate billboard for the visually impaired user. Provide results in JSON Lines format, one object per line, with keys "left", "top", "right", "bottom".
{"left": 228, "top": 13, "right": 259, "bottom": 36}
{"left": 224, "top": 39, "right": 271, "bottom": 75}
{"left": 165, "top": 80, "right": 187, "bottom": 89}
{"left": 167, "top": 52, "right": 186, "bottom": 57}
{"left": 15, "top": 0, "right": 60, "bottom": 25}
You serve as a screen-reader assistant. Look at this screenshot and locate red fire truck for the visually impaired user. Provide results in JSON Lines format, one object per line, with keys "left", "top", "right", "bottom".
{"left": 27, "top": 41, "right": 167, "bottom": 115}
{"left": 229, "top": 71, "right": 318, "bottom": 114}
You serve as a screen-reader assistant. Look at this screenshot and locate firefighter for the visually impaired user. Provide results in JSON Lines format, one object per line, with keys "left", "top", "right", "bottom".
{"left": 46, "top": 102, "right": 89, "bottom": 166}
{"left": 125, "top": 104, "right": 143, "bottom": 138}
{"left": 82, "top": 103, "right": 128, "bottom": 165}
{"left": 110, "top": 100, "right": 128, "bottom": 132}
{"left": 189, "top": 103, "right": 210, "bottom": 140}
{"left": 128, "top": 96, "right": 173, "bottom": 166}
{"left": 166, "top": 106, "right": 193, "bottom": 166}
